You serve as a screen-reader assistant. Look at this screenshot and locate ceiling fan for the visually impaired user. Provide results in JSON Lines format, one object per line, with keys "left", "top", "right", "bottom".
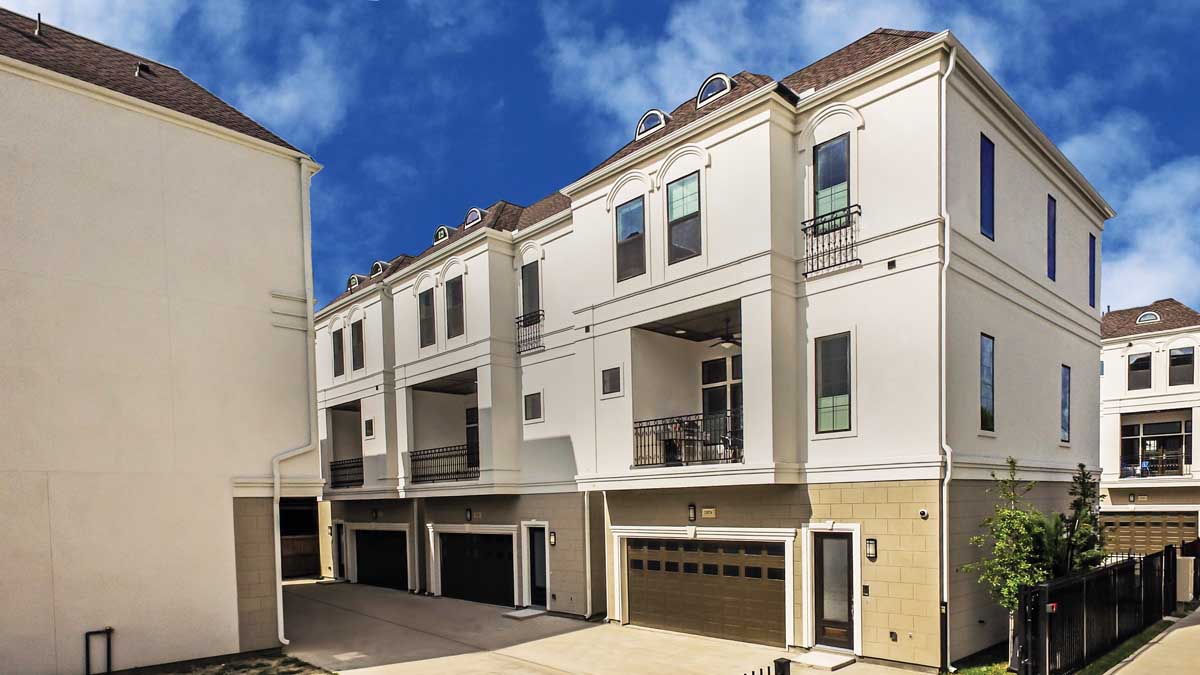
{"left": 709, "top": 318, "right": 741, "bottom": 350}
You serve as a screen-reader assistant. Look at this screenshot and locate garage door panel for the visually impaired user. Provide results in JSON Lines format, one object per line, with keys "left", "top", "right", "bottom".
{"left": 627, "top": 538, "right": 785, "bottom": 647}
{"left": 355, "top": 530, "right": 408, "bottom": 590}
{"left": 1104, "top": 512, "right": 1198, "bottom": 555}
{"left": 440, "top": 533, "right": 514, "bottom": 606}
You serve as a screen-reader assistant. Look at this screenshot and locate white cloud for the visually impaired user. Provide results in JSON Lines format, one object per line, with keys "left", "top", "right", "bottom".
{"left": 234, "top": 35, "right": 350, "bottom": 149}
{"left": 362, "top": 155, "right": 419, "bottom": 186}
{"left": 4, "top": 0, "right": 190, "bottom": 59}
{"left": 1060, "top": 110, "right": 1157, "bottom": 203}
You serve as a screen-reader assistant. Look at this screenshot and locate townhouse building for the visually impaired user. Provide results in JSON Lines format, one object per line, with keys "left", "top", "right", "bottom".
{"left": 1099, "top": 299, "right": 1199, "bottom": 553}
{"left": 0, "top": 9, "right": 321, "bottom": 673}
{"left": 315, "top": 28, "right": 1111, "bottom": 671}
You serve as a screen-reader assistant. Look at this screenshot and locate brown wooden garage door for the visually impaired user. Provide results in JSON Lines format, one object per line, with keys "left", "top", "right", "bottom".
{"left": 626, "top": 538, "right": 786, "bottom": 646}
{"left": 1103, "top": 512, "right": 1198, "bottom": 555}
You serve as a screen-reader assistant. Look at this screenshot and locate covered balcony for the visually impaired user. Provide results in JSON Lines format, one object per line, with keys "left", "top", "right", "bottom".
{"left": 1120, "top": 411, "right": 1193, "bottom": 479}
{"left": 328, "top": 400, "right": 364, "bottom": 489}
{"left": 630, "top": 302, "right": 744, "bottom": 469}
{"left": 408, "top": 369, "right": 480, "bottom": 483}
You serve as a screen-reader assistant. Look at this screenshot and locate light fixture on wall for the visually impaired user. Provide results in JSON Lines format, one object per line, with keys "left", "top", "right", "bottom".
{"left": 465, "top": 508, "right": 473, "bottom": 522}
{"left": 549, "top": 531, "right": 557, "bottom": 546}
{"left": 866, "top": 538, "right": 878, "bottom": 561}
{"left": 1128, "top": 493, "right": 1136, "bottom": 503}
{"left": 688, "top": 504, "right": 697, "bottom": 522}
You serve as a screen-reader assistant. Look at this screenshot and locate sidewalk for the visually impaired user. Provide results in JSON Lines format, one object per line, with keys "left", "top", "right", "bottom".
{"left": 1105, "top": 609, "right": 1200, "bottom": 675}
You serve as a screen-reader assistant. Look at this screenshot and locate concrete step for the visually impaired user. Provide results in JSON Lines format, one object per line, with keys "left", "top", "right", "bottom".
{"left": 788, "top": 650, "right": 856, "bottom": 671}
{"left": 503, "top": 608, "right": 546, "bottom": 621}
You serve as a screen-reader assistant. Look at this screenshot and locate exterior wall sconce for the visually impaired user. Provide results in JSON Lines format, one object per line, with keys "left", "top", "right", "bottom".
{"left": 1128, "top": 493, "right": 1136, "bottom": 503}
{"left": 865, "top": 538, "right": 878, "bottom": 561}
{"left": 688, "top": 504, "right": 697, "bottom": 522}
{"left": 549, "top": 531, "right": 557, "bottom": 546}
{"left": 465, "top": 508, "right": 473, "bottom": 522}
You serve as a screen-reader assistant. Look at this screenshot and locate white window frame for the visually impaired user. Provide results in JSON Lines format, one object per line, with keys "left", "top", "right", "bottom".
{"left": 520, "top": 519, "right": 551, "bottom": 609}
{"left": 634, "top": 109, "right": 668, "bottom": 140}
{"left": 808, "top": 326, "right": 859, "bottom": 441}
{"left": 523, "top": 389, "right": 545, "bottom": 425}
{"left": 599, "top": 364, "right": 624, "bottom": 400}
{"left": 801, "top": 521, "right": 863, "bottom": 655}
{"left": 695, "top": 73, "right": 732, "bottom": 108}
{"left": 363, "top": 417, "right": 376, "bottom": 440}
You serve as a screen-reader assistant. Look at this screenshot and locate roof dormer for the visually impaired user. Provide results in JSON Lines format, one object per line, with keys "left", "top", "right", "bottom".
{"left": 434, "top": 225, "right": 455, "bottom": 245}
{"left": 370, "top": 261, "right": 387, "bottom": 277}
{"left": 1136, "top": 311, "right": 1161, "bottom": 325}
{"left": 635, "top": 109, "right": 669, "bottom": 140}
{"left": 696, "top": 73, "right": 732, "bottom": 108}
{"left": 463, "top": 208, "right": 485, "bottom": 227}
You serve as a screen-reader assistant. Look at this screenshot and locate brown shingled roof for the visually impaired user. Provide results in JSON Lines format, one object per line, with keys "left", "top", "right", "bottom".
{"left": 517, "top": 192, "right": 571, "bottom": 229}
{"left": 1102, "top": 299, "right": 1200, "bottom": 340}
{"left": 0, "top": 8, "right": 299, "bottom": 152}
{"left": 780, "top": 29, "right": 935, "bottom": 95}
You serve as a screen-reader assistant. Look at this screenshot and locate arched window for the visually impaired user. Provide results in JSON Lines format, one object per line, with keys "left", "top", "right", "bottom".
{"left": 433, "top": 225, "right": 454, "bottom": 245}
{"left": 696, "top": 73, "right": 731, "bottom": 108}
{"left": 464, "top": 208, "right": 484, "bottom": 227}
{"left": 347, "top": 275, "right": 363, "bottom": 291}
{"left": 635, "top": 109, "right": 668, "bottom": 139}
{"left": 370, "top": 261, "right": 387, "bottom": 277}
{"left": 1136, "top": 311, "right": 1161, "bottom": 325}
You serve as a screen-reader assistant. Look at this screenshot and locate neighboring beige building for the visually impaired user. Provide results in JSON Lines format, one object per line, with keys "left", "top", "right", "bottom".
{"left": 0, "top": 9, "right": 321, "bottom": 674}
{"left": 316, "top": 28, "right": 1111, "bottom": 671}
{"left": 1099, "top": 299, "right": 1199, "bottom": 553}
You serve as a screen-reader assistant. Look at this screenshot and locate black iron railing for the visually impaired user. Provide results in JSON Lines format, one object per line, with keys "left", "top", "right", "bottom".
{"left": 411, "top": 443, "right": 480, "bottom": 483}
{"left": 1119, "top": 446, "right": 1189, "bottom": 478}
{"left": 802, "top": 204, "right": 861, "bottom": 276}
{"left": 632, "top": 409, "right": 743, "bottom": 468}
{"left": 329, "top": 457, "right": 364, "bottom": 489}
{"left": 516, "top": 310, "right": 545, "bottom": 354}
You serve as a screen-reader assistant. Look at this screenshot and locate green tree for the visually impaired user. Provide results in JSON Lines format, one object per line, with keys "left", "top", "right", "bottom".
{"left": 961, "top": 457, "right": 1050, "bottom": 612}
{"left": 1064, "top": 463, "right": 1106, "bottom": 572}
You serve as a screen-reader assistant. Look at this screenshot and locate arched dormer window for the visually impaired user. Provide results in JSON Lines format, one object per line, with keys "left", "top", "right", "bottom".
{"left": 433, "top": 225, "right": 454, "bottom": 245}
{"left": 696, "top": 73, "right": 732, "bottom": 108}
{"left": 347, "top": 274, "right": 365, "bottom": 291}
{"left": 635, "top": 109, "right": 668, "bottom": 140}
{"left": 1136, "top": 311, "right": 1161, "bottom": 325}
{"left": 370, "top": 261, "right": 387, "bottom": 277}
{"left": 464, "top": 208, "right": 484, "bottom": 227}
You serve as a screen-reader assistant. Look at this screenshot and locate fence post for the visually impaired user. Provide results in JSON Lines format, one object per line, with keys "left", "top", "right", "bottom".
{"left": 773, "top": 658, "right": 791, "bottom": 675}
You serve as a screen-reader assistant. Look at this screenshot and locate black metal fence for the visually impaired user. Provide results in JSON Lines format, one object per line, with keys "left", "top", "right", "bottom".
{"left": 1014, "top": 544, "right": 1179, "bottom": 675}
{"left": 410, "top": 443, "right": 480, "bottom": 483}
{"left": 329, "top": 457, "right": 364, "bottom": 489}
{"left": 801, "top": 204, "right": 860, "bottom": 276}
{"left": 742, "top": 658, "right": 791, "bottom": 675}
{"left": 516, "top": 310, "right": 545, "bottom": 354}
{"left": 632, "top": 409, "right": 743, "bottom": 468}
{"left": 1120, "top": 445, "right": 1187, "bottom": 477}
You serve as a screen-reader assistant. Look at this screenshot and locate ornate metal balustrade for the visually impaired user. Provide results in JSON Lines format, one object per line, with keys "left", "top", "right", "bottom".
{"left": 802, "top": 204, "right": 861, "bottom": 276}
{"left": 329, "top": 457, "right": 364, "bottom": 489}
{"left": 410, "top": 443, "right": 480, "bottom": 483}
{"left": 632, "top": 409, "right": 743, "bottom": 468}
{"left": 516, "top": 310, "right": 545, "bottom": 354}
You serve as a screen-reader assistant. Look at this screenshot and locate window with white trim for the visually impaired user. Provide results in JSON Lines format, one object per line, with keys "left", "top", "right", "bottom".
{"left": 666, "top": 172, "right": 701, "bottom": 264}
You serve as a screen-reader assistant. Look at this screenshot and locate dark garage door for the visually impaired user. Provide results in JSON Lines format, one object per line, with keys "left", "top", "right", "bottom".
{"left": 1104, "top": 512, "right": 1198, "bottom": 555}
{"left": 355, "top": 530, "right": 408, "bottom": 590}
{"left": 626, "top": 538, "right": 786, "bottom": 646}
{"left": 440, "top": 533, "right": 514, "bottom": 606}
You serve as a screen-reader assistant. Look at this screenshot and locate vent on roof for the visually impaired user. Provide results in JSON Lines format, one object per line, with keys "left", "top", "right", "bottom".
{"left": 433, "top": 225, "right": 455, "bottom": 245}
{"left": 464, "top": 208, "right": 485, "bottom": 227}
{"left": 696, "top": 73, "right": 732, "bottom": 108}
{"left": 635, "top": 109, "right": 668, "bottom": 140}
{"left": 370, "top": 261, "right": 387, "bottom": 277}
{"left": 1136, "top": 311, "right": 1161, "bottom": 325}
{"left": 34, "top": 12, "right": 42, "bottom": 37}
{"left": 135, "top": 62, "right": 151, "bottom": 78}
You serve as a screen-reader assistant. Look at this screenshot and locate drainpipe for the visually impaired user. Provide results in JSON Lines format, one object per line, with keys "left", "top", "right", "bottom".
{"left": 272, "top": 157, "right": 321, "bottom": 645}
{"left": 939, "top": 44, "right": 958, "bottom": 673}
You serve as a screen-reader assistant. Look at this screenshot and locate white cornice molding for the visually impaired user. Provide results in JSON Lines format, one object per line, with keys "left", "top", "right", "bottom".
{"left": 0, "top": 53, "right": 313, "bottom": 164}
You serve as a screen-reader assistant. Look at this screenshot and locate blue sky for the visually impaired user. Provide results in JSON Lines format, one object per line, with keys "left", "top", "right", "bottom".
{"left": 15, "top": 1, "right": 1200, "bottom": 310}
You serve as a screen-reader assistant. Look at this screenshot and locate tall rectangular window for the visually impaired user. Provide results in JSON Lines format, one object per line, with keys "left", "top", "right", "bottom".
{"left": 521, "top": 261, "right": 540, "bottom": 315}
{"left": 980, "top": 334, "right": 995, "bottom": 431}
{"left": 418, "top": 288, "right": 435, "bottom": 347}
{"left": 351, "top": 319, "right": 365, "bottom": 371}
{"left": 616, "top": 196, "right": 646, "bottom": 282}
{"left": 815, "top": 332, "right": 851, "bottom": 433}
{"left": 1127, "top": 352, "right": 1151, "bottom": 390}
{"left": 1170, "top": 347, "right": 1195, "bottom": 386}
{"left": 445, "top": 276, "right": 464, "bottom": 339}
{"left": 1088, "top": 234, "right": 1097, "bottom": 308}
{"left": 667, "top": 172, "right": 701, "bottom": 264}
{"left": 814, "top": 134, "right": 850, "bottom": 232}
{"left": 1060, "top": 365, "right": 1071, "bottom": 442}
{"left": 524, "top": 392, "right": 543, "bottom": 421}
{"left": 1046, "top": 195, "right": 1057, "bottom": 280}
{"left": 980, "top": 134, "right": 995, "bottom": 240}
{"left": 332, "top": 328, "right": 345, "bottom": 377}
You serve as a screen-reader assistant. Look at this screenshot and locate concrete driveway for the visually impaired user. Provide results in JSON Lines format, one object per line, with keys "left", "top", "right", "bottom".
{"left": 282, "top": 580, "right": 904, "bottom": 674}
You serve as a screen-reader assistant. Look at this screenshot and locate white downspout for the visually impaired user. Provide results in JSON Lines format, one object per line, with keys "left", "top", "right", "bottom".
{"left": 939, "top": 44, "right": 958, "bottom": 673}
{"left": 272, "top": 157, "right": 321, "bottom": 646}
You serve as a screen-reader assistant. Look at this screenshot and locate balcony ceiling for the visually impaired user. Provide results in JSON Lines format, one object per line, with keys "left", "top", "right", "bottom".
{"left": 413, "top": 369, "right": 477, "bottom": 395}
{"left": 639, "top": 300, "right": 740, "bottom": 343}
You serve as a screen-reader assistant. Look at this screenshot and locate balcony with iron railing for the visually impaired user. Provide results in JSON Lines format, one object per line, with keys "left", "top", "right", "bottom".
{"left": 516, "top": 310, "right": 545, "bottom": 354}
{"left": 1120, "top": 446, "right": 1191, "bottom": 479}
{"left": 329, "top": 457, "right": 364, "bottom": 489}
{"left": 802, "top": 204, "right": 861, "bottom": 276}
{"left": 410, "top": 442, "right": 481, "bottom": 483}
{"left": 632, "top": 409, "right": 743, "bottom": 468}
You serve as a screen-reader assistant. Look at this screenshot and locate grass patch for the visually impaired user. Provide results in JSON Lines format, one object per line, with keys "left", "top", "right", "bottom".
{"left": 1075, "top": 619, "right": 1172, "bottom": 675}
{"left": 950, "top": 641, "right": 1008, "bottom": 675}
